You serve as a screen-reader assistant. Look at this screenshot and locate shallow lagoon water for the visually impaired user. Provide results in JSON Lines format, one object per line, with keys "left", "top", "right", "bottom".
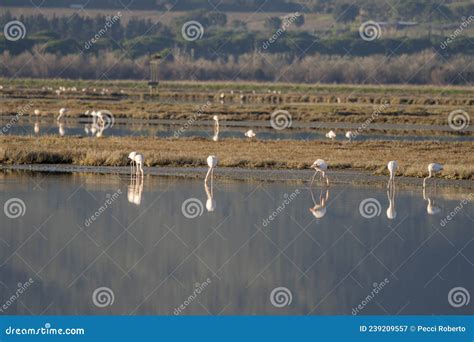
{"left": 1, "top": 119, "right": 472, "bottom": 142}
{"left": 0, "top": 172, "right": 472, "bottom": 315}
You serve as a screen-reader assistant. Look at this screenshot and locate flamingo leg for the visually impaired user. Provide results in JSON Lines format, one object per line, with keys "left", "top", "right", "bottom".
{"left": 205, "top": 167, "right": 212, "bottom": 185}
{"left": 310, "top": 169, "right": 319, "bottom": 186}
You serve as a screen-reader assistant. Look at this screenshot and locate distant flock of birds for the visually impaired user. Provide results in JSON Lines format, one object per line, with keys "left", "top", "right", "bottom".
{"left": 34, "top": 108, "right": 357, "bottom": 142}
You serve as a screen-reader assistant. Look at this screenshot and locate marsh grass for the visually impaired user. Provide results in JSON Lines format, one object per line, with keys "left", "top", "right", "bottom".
{"left": 1, "top": 136, "right": 472, "bottom": 180}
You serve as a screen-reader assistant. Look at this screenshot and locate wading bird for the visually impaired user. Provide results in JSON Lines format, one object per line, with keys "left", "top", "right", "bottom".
{"left": 213, "top": 115, "right": 220, "bottom": 141}
{"left": 57, "top": 108, "right": 67, "bottom": 121}
{"left": 128, "top": 151, "right": 137, "bottom": 177}
{"left": 310, "top": 159, "right": 329, "bottom": 186}
{"left": 205, "top": 155, "right": 218, "bottom": 185}
{"left": 423, "top": 163, "right": 443, "bottom": 188}
{"left": 34, "top": 109, "right": 40, "bottom": 116}
{"left": 134, "top": 153, "right": 144, "bottom": 178}
{"left": 387, "top": 160, "right": 398, "bottom": 189}
{"left": 245, "top": 130, "right": 256, "bottom": 139}
{"left": 325, "top": 130, "right": 336, "bottom": 140}
{"left": 345, "top": 131, "right": 354, "bottom": 140}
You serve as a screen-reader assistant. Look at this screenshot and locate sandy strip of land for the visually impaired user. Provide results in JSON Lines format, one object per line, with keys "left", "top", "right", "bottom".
{"left": 2, "top": 164, "right": 474, "bottom": 192}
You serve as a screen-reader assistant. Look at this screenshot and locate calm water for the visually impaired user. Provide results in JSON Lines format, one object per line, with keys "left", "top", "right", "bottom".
{"left": 1, "top": 119, "right": 472, "bottom": 142}
{"left": 0, "top": 172, "right": 472, "bottom": 315}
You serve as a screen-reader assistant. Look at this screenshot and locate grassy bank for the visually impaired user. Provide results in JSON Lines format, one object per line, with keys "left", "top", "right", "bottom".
{"left": 1, "top": 136, "right": 472, "bottom": 180}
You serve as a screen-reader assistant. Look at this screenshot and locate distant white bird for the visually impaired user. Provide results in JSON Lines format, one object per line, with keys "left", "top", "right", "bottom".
{"left": 128, "top": 151, "right": 137, "bottom": 176}
{"left": 57, "top": 108, "right": 67, "bottom": 121}
{"left": 212, "top": 115, "right": 220, "bottom": 141}
{"left": 245, "top": 130, "right": 256, "bottom": 138}
{"left": 325, "top": 130, "right": 336, "bottom": 140}
{"left": 310, "top": 159, "right": 329, "bottom": 186}
{"left": 34, "top": 109, "right": 40, "bottom": 116}
{"left": 205, "top": 155, "right": 218, "bottom": 185}
{"left": 345, "top": 131, "right": 354, "bottom": 140}
{"left": 423, "top": 163, "right": 443, "bottom": 188}
{"left": 387, "top": 160, "right": 398, "bottom": 189}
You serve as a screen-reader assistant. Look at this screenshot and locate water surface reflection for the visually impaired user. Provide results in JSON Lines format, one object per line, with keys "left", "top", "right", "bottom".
{"left": 0, "top": 173, "right": 472, "bottom": 315}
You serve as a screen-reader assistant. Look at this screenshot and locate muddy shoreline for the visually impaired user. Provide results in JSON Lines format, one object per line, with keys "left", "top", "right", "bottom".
{"left": 2, "top": 164, "right": 473, "bottom": 190}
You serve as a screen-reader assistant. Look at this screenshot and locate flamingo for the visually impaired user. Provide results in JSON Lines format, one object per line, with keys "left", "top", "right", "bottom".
{"left": 128, "top": 151, "right": 137, "bottom": 177}
{"left": 213, "top": 115, "right": 219, "bottom": 141}
{"left": 387, "top": 160, "right": 398, "bottom": 189}
{"left": 57, "top": 108, "right": 67, "bottom": 121}
{"left": 205, "top": 155, "right": 218, "bottom": 185}
{"left": 423, "top": 163, "right": 443, "bottom": 188}
{"left": 325, "top": 130, "right": 336, "bottom": 140}
{"left": 245, "top": 130, "right": 256, "bottom": 139}
{"left": 134, "top": 153, "right": 144, "bottom": 178}
{"left": 310, "top": 159, "right": 329, "bottom": 186}
{"left": 34, "top": 109, "right": 40, "bottom": 116}
{"left": 345, "top": 131, "right": 354, "bottom": 140}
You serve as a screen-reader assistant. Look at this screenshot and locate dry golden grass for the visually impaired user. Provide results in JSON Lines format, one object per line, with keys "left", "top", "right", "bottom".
{"left": 1, "top": 136, "right": 472, "bottom": 180}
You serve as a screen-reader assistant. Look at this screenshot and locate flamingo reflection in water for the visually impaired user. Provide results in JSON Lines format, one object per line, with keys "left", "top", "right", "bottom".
{"left": 128, "top": 174, "right": 144, "bottom": 206}
{"left": 423, "top": 186, "right": 441, "bottom": 215}
{"left": 386, "top": 183, "right": 397, "bottom": 220}
{"left": 309, "top": 186, "right": 329, "bottom": 219}
{"left": 204, "top": 178, "right": 216, "bottom": 212}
